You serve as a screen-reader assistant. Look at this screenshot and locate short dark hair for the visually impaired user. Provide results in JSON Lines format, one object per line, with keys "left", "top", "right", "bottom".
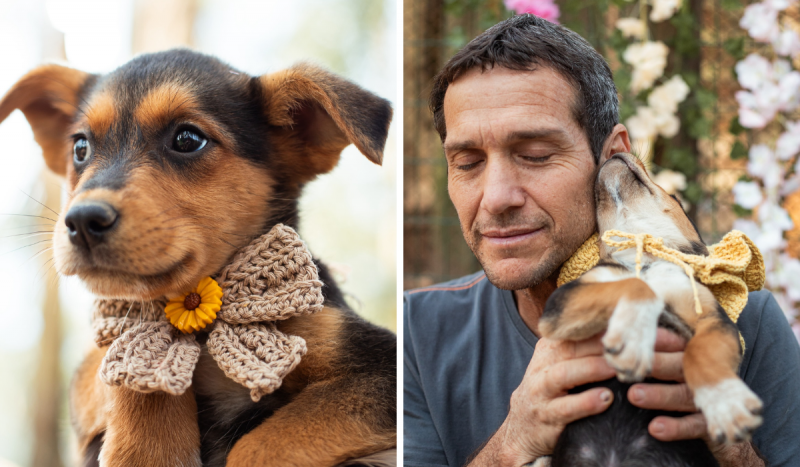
{"left": 430, "top": 14, "right": 619, "bottom": 163}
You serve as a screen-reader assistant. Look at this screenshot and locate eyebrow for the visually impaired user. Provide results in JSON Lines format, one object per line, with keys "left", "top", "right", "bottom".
{"left": 443, "top": 128, "right": 566, "bottom": 153}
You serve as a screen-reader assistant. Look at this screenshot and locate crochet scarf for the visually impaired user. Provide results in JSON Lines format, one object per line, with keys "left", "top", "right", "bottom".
{"left": 557, "top": 229, "right": 765, "bottom": 351}
{"left": 91, "top": 224, "right": 324, "bottom": 402}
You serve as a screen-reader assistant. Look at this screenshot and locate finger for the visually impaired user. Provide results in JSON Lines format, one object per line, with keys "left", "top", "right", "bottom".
{"left": 547, "top": 387, "right": 614, "bottom": 425}
{"left": 654, "top": 328, "right": 686, "bottom": 352}
{"left": 571, "top": 334, "right": 605, "bottom": 358}
{"left": 649, "top": 352, "right": 685, "bottom": 382}
{"left": 543, "top": 356, "right": 616, "bottom": 397}
{"left": 628, "top": 383, "right": 696, "bottom": 412}
{"left": 649, "top": 413, "right": 707, "bottom": 442}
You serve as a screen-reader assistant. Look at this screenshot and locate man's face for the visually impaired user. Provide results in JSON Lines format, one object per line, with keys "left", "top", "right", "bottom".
{"left": 443, "top": 66, "right": 598, "bottom": 290}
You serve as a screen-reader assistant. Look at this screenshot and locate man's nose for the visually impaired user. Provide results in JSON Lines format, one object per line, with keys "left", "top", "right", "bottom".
{"left": 480, "top": 157, "right": 526, "bottom": 215}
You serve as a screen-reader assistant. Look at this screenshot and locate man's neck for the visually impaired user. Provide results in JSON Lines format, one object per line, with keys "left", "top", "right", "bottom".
{"left": 513, "top": 275, "right": 558, "bottom": 338}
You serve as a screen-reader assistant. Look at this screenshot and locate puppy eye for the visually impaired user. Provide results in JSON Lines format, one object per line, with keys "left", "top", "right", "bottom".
{"left": 172, "top": 129, "right": 207, "bottom": 153}
{"left": 73, "top": 138, "right": 91, "bottom": 163}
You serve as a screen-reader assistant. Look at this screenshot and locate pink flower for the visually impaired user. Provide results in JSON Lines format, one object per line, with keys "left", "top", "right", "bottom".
{"left": 505, "top": 0, "right": 560, "bottom": 23}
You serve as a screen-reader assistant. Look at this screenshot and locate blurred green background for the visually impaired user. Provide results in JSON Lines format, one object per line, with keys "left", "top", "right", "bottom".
{"left": 0, "top": 0, "right": 396, "bottom": 465}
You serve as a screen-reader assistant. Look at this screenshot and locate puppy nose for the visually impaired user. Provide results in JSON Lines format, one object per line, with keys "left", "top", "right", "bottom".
{"left": 64, "top": 201, "right": 119, "bottom": 249}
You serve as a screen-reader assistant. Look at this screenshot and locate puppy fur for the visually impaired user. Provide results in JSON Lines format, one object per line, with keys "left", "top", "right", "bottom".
{"left": 0, "top": 49, "right": 396, "bottom": 467}
{"left": 539, "top": 153, "right": 763, "bottom": 466}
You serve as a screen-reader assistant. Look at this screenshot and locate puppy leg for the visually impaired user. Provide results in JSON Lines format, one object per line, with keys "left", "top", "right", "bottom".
{"left": 642, "top": 262, "right": 763, "bottom": 443}
{"left": 540, "top": 264, "right": 637, "bottom": 341}
{"left": 601, "top": 283, "right": 662, "bottom": 382}
{"left": 684, "top": 305, "right": 763, "bottom": 444}
{"left": 71, "top": 346, "right": 110, "bottom": 466}
{"left": 100, "top": 386, "right": 201, "bottom": 467}
{"left": 226, "top": 375, "right": 395, "bottom": 467}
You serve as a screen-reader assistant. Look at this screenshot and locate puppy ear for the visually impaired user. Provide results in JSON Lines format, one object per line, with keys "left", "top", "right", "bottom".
{"left": 0, "top": 64, "right": 94, "bottom": 175}
{"left": 258, "top": 63, "right": 392, "bottom": 181}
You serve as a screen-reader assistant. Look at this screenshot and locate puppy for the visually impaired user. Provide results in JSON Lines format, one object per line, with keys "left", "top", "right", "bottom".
{"left": 0, "top": 49, "right": 396, "bottom": 467}
{"left": 539, "top": 153, "right": 763, "bottom": 466}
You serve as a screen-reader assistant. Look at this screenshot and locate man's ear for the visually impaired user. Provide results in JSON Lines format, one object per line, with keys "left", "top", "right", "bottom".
{"left": 600, "top": 123, "right": 632, "bottom": 164}
{"left": 0, "top": 64, "right": 94, "bottom": 175}
{"left": 258, "top": 63, "right": 392, "bottom": 183}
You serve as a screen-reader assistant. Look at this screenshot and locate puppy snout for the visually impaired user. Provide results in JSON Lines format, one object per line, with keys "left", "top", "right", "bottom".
{"left": 64, "top": 201, "right": 119, "bottom": 249}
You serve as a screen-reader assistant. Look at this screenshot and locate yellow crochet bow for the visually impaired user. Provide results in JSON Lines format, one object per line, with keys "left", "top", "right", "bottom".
{"left": 558, "top": 230, "right": 766, "bottom": 324}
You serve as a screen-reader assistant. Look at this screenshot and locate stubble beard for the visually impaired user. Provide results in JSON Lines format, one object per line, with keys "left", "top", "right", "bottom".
{"left": 465, "top": 208, "right": 595, "bottom": 291}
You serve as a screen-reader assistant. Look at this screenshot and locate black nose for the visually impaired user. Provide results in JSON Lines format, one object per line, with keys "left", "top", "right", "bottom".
{"left": 64, "top": 201, "right": 119, "bottom": 250}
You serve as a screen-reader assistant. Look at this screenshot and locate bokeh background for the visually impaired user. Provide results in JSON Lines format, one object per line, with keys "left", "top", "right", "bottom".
{"left": 0, "top": 0, "right": 397, "bottom": 465}
{"left": 403, "top": 0, "right": 800, "bottom": 339}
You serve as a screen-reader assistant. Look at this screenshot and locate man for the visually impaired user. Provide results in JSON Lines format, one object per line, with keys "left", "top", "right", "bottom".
{"left": 404, "top": 14, "right": 800, "bottom": 467}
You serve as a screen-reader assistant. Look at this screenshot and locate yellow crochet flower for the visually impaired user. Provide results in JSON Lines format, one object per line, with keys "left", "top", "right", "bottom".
{"left": 165, "top": 276, "right": 223, "bottom": 333}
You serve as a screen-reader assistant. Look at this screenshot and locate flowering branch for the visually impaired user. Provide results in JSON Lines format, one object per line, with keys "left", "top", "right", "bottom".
{"left": 732, "top": 0, "right": 800, "bottom": 339}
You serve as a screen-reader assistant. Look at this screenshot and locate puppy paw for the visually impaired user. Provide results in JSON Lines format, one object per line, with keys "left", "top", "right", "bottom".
{"left": 601, "top": 297, "right": 662, "bottom": 382}
{"left": 694, "top": 378, "right": 763, "bottom": 444}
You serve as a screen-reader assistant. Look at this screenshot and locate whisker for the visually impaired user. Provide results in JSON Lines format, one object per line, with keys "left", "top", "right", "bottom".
{"left": 0, "top": 213, "right": 57, "bottom": 223}
{"left": 18, "top": 189, "right": 60, "bottom": 216}
{"left": 0, "top": 238, "right": 52, "bottom": 257}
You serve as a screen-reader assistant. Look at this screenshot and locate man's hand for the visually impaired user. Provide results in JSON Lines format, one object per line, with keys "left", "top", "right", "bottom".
{"left": 468, "top": 335, "right": 617, "bottom": 466}
{"left": 628, "top": 329, "right": 765, "bottom": 467}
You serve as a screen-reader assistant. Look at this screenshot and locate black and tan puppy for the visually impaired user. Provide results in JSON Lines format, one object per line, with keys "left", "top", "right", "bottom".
{"left": 539, "top": 153, "right": 763, "bottom": 466}
{"left": 0, "top": 49, "right": 396, "bottom": 467}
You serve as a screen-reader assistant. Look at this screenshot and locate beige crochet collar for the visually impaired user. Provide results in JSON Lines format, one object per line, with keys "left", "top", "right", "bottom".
{"left": 91, "top": 224, "right": 324, "bottom": 402}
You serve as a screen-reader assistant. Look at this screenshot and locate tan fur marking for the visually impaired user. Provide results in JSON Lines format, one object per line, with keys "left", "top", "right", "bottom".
{"left": 134, "top": 84, "right": 230, "bottom": 145}
{"left": 279, "top": 307, "right": 343, "bottom": 391}
{"left": 683, "top": 311, "right": 742, "bottom": 390}
{"left": 227, "top": 375, "right": 395, "bottom": 467}
{"left": 101, "top": 387, "right": 200, "bottom": 467}
{"left": 540, "top": 277, "right": 656, "bottom": 341}
{"left": 85, "top": 91, "right": 117, "bottom": 136}
{"left": 70, "top": 345, "right": 110, "bottom": 454}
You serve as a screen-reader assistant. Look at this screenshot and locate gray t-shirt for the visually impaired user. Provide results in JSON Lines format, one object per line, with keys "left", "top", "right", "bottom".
{"left": 404, "top": 271, "right": 800, "bottom": 467}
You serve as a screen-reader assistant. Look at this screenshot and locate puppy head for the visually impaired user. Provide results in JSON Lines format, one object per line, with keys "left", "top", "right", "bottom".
{"left": 595, "top": 152, "right": 706, "bottom": 257}
{"left": 0, "top": 50, "right": 392, "bottom": 300}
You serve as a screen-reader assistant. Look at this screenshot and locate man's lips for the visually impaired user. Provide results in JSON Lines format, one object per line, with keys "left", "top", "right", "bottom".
{"left": 480, "top": 227, "right": 543, "bottom": 247}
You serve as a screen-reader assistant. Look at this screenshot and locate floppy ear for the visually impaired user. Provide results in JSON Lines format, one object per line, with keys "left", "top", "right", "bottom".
{"left": 258, "top": 63, "right": 392, "bottom": 183}
{"left": 0, "top": 64, "right": 94, "bottom": 175}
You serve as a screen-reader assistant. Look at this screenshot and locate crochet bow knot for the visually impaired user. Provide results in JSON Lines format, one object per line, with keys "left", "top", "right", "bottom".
{"left": 93, "top": 224, "right": 324, "bottom": 401}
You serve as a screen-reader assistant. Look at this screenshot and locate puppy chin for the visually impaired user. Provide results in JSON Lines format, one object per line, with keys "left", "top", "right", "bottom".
{"left": 55, "top": 245, "right": 204, "bottom": 301}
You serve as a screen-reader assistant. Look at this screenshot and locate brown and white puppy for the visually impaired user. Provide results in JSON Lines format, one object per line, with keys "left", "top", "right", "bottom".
{"left": 0, "top": 49, "right": 396, "bottom": 467}
{"left": 540, "top": 153, "right": 763, "bottom": 451}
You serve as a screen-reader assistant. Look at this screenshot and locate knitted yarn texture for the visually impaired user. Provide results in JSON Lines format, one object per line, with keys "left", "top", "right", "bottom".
{"left": 557, "top": 230, "right": 765, "bottom": 324}
{"left": 94, "top": 224, "right": 325, "bottom": 402}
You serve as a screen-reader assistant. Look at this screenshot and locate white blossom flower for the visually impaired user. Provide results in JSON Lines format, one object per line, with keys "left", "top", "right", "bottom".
{"left": 653, "top": 170, "right": 687, "bottom": 194}
{"left": 765, "top": 0, "right": 796, "bottom": 11}
{"left": 777, "top": 256, "right": 800, "bottom": 302}
{"left": 747, "top": 144, "right": 776, "bottom": 179}
{"left": 777, "top": 121, "right": 800, "bottom": 160}
{"left": 759, "top": 201, "right": 794, "bottom": 232}
{"left": 735, "top": 54, "right": 772, "bottom": 91}
{"left": 778, "top": 71, "right": 800, "bottom": 111}
{"left": 647, "top": 75, "right": 690, "bottom": 113}
{"left": 615, "top": 18, "right": 646, "bottom": 39}
{"left": 626, "top": 106, "right": 659, "bottom": 140}
{"left": 623, "top": 41, "right": 669, "bottom": 93}
{"left": 774, "top": 29, "right": 800, "bottom": 57}
{"left": 650, "top": 0, "right": 681, "bottom": 22}
{"left": 733, "top": 181, "right": 764, "bottom": 209}
{"left": 755, "top": 226, "right": 786, "bottom": 252}
{"left": 733, "top": 219, "right": 761, "bottom": 240}
{"left": 740, "top": 3, "right": 779, "bottom": 42}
